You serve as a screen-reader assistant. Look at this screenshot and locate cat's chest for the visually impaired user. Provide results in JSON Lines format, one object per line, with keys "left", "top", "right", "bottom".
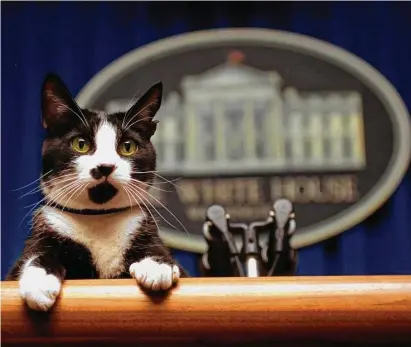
{"left": 42, "top": 207, "right": 144, "bottom": 278}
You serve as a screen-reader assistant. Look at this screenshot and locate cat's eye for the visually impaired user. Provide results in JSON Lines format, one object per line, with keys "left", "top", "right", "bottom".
{"left": 71, "top": 136, "right": 91, "bottom": 154}
{"left": 119, "top": 139, "right": 137, "bottom": 156}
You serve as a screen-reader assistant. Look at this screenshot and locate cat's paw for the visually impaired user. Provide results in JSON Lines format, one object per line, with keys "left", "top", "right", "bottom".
{"left": 129, "top": 258, "right": 180, "bottom": 291}
{"left": 19, "top": 266, "right": 61, "bottom": 312}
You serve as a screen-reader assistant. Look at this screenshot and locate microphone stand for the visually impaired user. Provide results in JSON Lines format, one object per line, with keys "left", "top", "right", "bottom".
{"left": 243, "top": 222, "right": 261, "bottom": 277}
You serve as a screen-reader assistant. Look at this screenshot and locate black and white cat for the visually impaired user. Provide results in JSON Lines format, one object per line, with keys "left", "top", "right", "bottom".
{"left": 6, "top": 73, "right": 187, "bottom": 311}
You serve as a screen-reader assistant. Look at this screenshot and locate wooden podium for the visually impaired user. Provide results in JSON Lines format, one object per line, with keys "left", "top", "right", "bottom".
{"left": 2, "top": 276, "right": 411, "bottom": 346}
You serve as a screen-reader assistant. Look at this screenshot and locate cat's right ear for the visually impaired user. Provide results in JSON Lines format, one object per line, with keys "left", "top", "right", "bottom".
{"left": 41, "top": 74, "right": 81, "bottom": 129}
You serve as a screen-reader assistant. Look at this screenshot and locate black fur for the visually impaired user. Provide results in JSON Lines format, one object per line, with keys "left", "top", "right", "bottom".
{"left": 88, "top": 181, "right": 119, "bottom": 204}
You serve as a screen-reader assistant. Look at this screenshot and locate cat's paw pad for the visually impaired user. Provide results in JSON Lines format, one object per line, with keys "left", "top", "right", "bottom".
{"left": 19, "top": 267, "right": 61, "bottom": 312}
{"left": 129, "top": 258, "right": 180, "bottom": 291}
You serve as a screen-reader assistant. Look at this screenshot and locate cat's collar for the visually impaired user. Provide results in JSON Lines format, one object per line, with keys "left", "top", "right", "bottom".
{"left": 46, "top": 202, "right": 137, "bottom": 215}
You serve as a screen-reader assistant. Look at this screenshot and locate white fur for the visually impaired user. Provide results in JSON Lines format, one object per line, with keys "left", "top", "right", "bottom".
{"left": 130, "top": 257, "right": 180, "bottom": 291}
{"left": 19, "top": 257, "right": 62, "bottom": 312}
{"left": 43, "top": 206, "right": 144, "bottom": 278}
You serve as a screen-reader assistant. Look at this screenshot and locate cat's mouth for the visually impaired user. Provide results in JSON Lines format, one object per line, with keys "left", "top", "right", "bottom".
{"left": 88, "top": 181, "right": 118, "bottom": 205}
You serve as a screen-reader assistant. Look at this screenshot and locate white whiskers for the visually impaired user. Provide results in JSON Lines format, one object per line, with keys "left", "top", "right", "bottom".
{"left": 125, "top": 177, "right": 172, "bottom": 193}
{"left": 130, "top": 170, "right": 183, "bottom": 190}
{"left": 123, "top": 102, "right": 156, "bottom": 130}
{"left": 121, "top": 89, "right": 142, "bottom": 129}
{"left": 17, "top": 164, "right": 189, "bottom": 239}
{"left": 19, "top": 179, "right": 80, "bottom": 228}
{"left": 126, "top": 182, "right": 189, "bottom": 236}
{"left": 12, "top": 169, "right": 53, "bottom": 192}
{"left": 60, "top": 104, "right": 89, "bottom": 129}
{"left": 60, "top": 182, "right": 89, "bottom": 212}
{"left": 124, "top": 115, "right": 152, "bottom": 132}
{"left": 19, "top": 172, "right": 78, "bottom": 199}
{"left": 123, "top": 185, "right": 161, "bottom": 232}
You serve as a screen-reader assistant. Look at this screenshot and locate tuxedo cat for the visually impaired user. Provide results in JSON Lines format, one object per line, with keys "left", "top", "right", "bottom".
{"left": 7, "top": 74, "right": 186, "bottom": 311}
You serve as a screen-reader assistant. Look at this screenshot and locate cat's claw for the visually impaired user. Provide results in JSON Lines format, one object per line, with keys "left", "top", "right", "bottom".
{"left": 129, "top": 257, "right": 180, "bottom": 291}
{"left": 19, "top": 266, "right": 61, "bottom": 312}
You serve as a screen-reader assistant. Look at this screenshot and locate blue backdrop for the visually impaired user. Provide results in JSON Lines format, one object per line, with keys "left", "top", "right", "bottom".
{"left": 2, "top": 2, "right": 411, "bottom": 278}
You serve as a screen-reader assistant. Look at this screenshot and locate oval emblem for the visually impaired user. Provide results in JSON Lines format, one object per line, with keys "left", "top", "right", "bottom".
{"left": 77, "top": 29, "right": 411, "bottom": 253}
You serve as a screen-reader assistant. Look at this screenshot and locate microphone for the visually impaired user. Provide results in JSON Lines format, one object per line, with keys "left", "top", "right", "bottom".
{"left": 201, "top": 205, "right": 245, "bottom": 277}
{"left": 265, "top": 199, "right": 296, "bottom": 276}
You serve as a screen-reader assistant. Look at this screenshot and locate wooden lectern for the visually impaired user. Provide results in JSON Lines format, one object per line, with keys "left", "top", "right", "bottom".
{"left": 2, "top": 276, "right": 411, "bottom": 346}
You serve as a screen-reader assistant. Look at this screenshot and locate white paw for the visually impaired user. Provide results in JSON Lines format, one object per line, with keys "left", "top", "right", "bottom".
{"left": 19, "top": 266, "right": 61, "bottom": 312}
{"left": 129, "top": 258, "right": 180, "bottom": 291}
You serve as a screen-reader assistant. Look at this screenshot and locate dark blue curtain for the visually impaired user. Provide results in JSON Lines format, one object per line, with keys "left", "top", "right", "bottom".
{"left": 2, "top": 1, "right": 411, "bottom": 278}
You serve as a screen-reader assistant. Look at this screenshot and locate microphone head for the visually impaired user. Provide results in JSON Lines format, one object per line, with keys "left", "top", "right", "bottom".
{"left": 206, "top": 204, "right": 228, "bottom": 234}
{"left": 272, "top": 199, "right": 293, "bottom": 228}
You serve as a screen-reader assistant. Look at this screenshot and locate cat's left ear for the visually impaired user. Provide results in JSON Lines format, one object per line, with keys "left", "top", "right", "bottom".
{"left": 125, "top": 82, "right": 162, "bottom": 137}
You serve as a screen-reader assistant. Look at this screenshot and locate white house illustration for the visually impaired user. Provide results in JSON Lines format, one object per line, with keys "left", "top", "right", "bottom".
{"left": 105, "top": 54, "right": 366, "bottom": 175}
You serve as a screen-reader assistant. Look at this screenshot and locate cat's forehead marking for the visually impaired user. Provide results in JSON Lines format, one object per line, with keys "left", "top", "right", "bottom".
{"left": 95, "top": 121, "right": 117, "bottom": 149}
{"left": 74, "top": 120, "right": 129, "bottom": 182}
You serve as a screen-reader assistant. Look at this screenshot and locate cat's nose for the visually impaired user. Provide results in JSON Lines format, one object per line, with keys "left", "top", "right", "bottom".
{"left": 91, "top": 165, "right": 116, "bottom": 179}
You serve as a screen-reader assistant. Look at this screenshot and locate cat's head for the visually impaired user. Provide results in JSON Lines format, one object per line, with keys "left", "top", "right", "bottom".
{"left": 40, "top": 73, "right": 161, "bottom": 210}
